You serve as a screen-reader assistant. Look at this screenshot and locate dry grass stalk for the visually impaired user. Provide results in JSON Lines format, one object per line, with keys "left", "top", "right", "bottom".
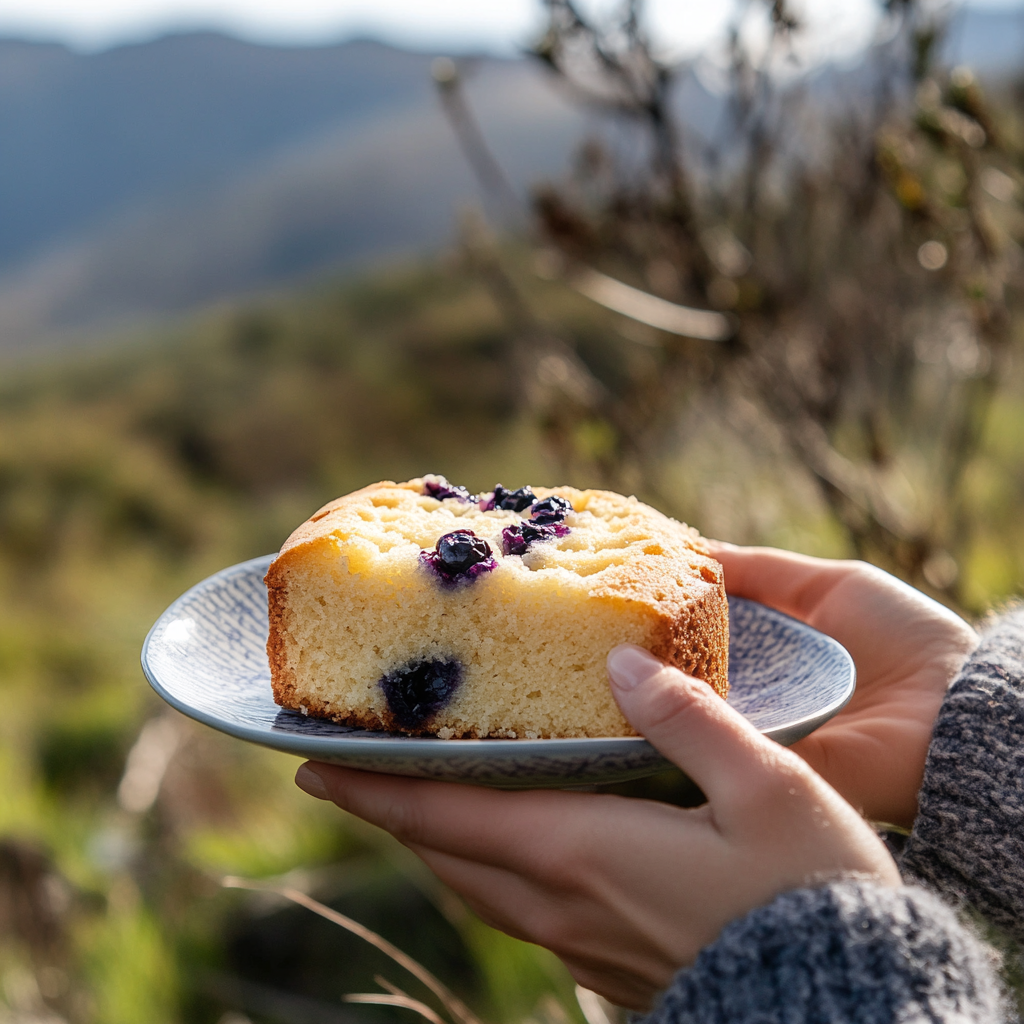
{"left": 221, "top": 876, "right": 483, "bottom": 1024}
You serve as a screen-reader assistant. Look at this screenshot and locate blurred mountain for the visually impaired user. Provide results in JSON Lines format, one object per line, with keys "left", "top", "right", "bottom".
{"left": 0, "top": 33, "right": 595, "bottom": 350}
{"left": 0, "top": 8, "right": 1019, "bottom": 353}
{"left": 0, "top": 34, "right": 443, "bottom": 269}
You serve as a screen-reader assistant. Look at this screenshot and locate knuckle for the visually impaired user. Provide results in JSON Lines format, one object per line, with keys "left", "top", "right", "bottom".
{"left": 643, "top": 674, "right": 707, "bottom": 731}
{"left": 528, "top": 904, "right": 576, "bottom": 953}
{"left": 382, "top": 797, "right": 423, "bottom": 845}
{"left": 850, "top": 559, "right": 893, "bottom": 587}
{"left": 530, "top": 838, "right": 581, "bottom": 892}
{"left": 530, "top": 808, "right": 610, "bottom": 891}
{"left": 736, "top": 749, "right": 811, "bottom": 813}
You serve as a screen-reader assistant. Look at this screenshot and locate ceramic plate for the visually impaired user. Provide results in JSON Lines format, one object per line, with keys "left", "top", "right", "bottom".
{"left": 142, "top": 555, "right": 855, "bottom": 788}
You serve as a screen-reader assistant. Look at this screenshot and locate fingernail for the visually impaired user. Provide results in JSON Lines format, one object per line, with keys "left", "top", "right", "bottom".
{"left": 295, "top": 763, "right": 329, "bottom": 800}
{"left": 607, "top": 644, "right": 663, "bottom": 691}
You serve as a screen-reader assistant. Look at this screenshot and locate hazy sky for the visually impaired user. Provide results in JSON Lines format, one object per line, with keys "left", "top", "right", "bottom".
{"left": 0, "top": 0, "right": 1016, "bottom": 56}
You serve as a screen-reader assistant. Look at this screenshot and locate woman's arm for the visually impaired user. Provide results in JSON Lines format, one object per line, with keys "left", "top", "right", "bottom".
{"left": 647, "top": 879, "right": 1007, "bottom": 1024}
{"left": 711, "top": 543, "right": 1024, "bottom": 936}
{"left": 901, "top": 607, "right": 1024, "bottom": 939}
{"left": 297, "top": 644, "right": 1011, "bottom": 1020}
{"left": 647, "top": 607, "right": 1024, "bottom": 1024}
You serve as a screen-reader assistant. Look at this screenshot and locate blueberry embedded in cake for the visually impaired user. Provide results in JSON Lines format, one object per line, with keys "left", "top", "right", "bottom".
{"left": 421, "top": 530, "right": 496, "bottom": 587}
{"left": 379, "top": 657, "right": 463, "bottom": 729}
{"left": 481, "top": 484, "right": 536, "bottom": 512}
{"left": 421, "top": 475, "right": 473, "bottom": 503}
{"left": 500, "top": 498, "right": 571, "bottom": 556}
{"left": 529, "top": 495, "right": 572, "bottom": 524}
{"left": 265, "top": 477, "right": 728, "bottom": 738}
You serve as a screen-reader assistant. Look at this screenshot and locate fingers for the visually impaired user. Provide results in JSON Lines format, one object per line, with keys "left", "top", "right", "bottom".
{"left": 411, "top": 845, "right": 677, "bottom": 1001}
{"left": 295, "top": 761, "right": 582, "bottom": 869}
{"left": 563, "top": 962, "right": 657, "bottom": 1013}
{"left": 705, "top": 541, "right": 855, "bottom": 623}
{"left": 709, "top": 542, "right": 977, "bottom": 674}
{"left": 294, "top": 763, "right": 330, "bottom": 799}
{"left": 606, "top": 644, "right": 787, "bottom": 806}
{"left": 405, "top": 847, "right": 540, "bottom": 942}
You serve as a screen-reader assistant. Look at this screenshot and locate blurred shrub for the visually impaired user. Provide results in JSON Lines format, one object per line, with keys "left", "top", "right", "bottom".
{"left": 441, "top": 0, "right": 1024, "bottom": 612}
{"left": 0, "top": 258, "right": 578, "bottom": 1024}
{"left": 36, "top": 717, "right": 130, "bottom": 799}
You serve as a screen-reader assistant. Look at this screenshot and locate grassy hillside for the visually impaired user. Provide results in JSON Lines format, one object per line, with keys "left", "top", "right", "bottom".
{"left": 0, "top": 39, "right": 581, "bottom": 352}
{"left": 0, "top": 252, "right": 1020, "bottom": 1023}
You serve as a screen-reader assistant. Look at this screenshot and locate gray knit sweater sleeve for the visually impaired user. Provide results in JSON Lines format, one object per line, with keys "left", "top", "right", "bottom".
{"left": 901, "top": 606, "right": 1024, "bottom": 937}
{"left": 643, "top": 608, "right": 1024, "bottom": 1024}
{"left": 645, "top": 880, "right": 1006, "bottom": 1023}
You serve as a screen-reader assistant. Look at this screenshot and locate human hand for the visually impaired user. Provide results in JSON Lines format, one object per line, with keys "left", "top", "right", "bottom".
{"left": 708, "top": 542, "right": 978, "bottom": 829}
{"left": 295, "top": 646, "right": 899, "bottom": 1010}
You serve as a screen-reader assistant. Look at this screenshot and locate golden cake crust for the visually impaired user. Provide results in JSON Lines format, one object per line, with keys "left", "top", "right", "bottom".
{"left": 265, "top": 479, "right": 728, "bottom": 737}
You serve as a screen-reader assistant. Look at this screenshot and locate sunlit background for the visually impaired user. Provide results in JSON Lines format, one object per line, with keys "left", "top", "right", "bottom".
{"left": 0, "top": 1, "right": 1022, "bottom": 1023}
{"left": 0, "top": 0, "right": 884, "bottom": 53}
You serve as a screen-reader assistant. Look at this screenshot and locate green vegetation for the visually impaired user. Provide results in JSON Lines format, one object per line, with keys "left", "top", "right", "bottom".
{"left": 0, "top": 259, "right": 577, "bottom": 1024}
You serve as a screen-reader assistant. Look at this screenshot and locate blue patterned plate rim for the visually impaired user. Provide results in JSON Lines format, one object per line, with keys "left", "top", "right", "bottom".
{"left": 141, "top": 555, "right": 856, "bottom": 775}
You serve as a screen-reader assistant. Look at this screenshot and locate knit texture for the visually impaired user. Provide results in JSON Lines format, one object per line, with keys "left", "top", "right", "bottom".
{"left": 646, "top": 881, "right": 1007, "bottom": 1024}
{"left": 902, "top": 607, "right": 1024, "bottom": 940}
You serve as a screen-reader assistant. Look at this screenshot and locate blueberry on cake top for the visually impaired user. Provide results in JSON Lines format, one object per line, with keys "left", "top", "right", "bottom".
{"left": 265, "top": 476, "right": 728, "bottom": 739}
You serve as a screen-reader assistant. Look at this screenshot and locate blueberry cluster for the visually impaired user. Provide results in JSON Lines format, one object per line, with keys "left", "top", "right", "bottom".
{"left": 420, "top": 529, "right": 496, "bottom": 587}
{"left": 419, "top": 480, "right": 575, "bottom": 578}
{"left": 379, "top": 657, "right": 463, "bottom": 729}
{"left": 501, "top": 494, "right": 573, "bottom": 556}
{"left": 422, "top": 476, "right": 472, "bottom": 503}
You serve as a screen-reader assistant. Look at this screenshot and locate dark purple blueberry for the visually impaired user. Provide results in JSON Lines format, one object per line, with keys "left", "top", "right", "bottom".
{"left": 437, "top": 530, "right": 492, "bottom": 572}
{"left": 501, "top": 521, "right": 548, "bottom": 556}
{"left": 488, "top": 484, "right": 537, "bottom": 512}
{"left": 421, "top": 529, "right": 496, "bottom": 586}
{"left": 422, "top": 476, "right": 472, "bottom": 502}
{"left": 530, "top": 495, "right": 573, "bottom": 525}
{"left": 501, "top": 520, "right": 570, "bottom": 556}
{"left": 379, "top": 657, "right": 462, "bottom": 729}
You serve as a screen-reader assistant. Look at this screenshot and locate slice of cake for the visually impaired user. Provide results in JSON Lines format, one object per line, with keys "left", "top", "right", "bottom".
{"left": 265, "top": 477, "right": 728, "bottom": 738}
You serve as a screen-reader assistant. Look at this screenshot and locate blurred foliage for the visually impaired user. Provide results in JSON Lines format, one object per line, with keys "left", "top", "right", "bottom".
{"left": 511, "top": 0, "right": 1024, "bottom": 607}
{"left": 0, "top": 0, "right": 1020, "bottom": 1022}
{"left": 0, "top": 261, "right": 596, "bottom": 1024}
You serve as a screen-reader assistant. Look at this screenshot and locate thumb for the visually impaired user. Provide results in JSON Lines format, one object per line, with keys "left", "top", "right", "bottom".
{"left": 607, "top": 644, "right": 777, "bottom": 805}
